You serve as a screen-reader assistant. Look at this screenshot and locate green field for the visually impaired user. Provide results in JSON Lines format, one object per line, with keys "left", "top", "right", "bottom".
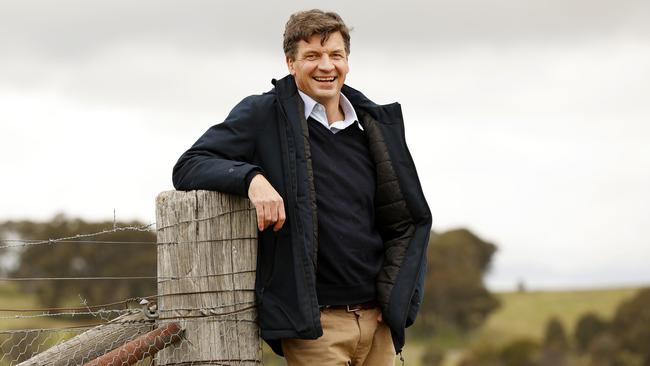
{"left": 1, "top": 284, "right": 644, "bottom": 365}
{"left": 475, "top": 287, "right": 641, "bottom": 344}
{"left": 398, "top": 286, "right": 644, "bottom": 366}
{"left": 0, "top": 283, "right": 81, "bottom": 331}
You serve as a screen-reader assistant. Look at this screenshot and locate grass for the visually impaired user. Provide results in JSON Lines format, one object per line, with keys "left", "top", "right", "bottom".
{"left": 473, "top": 286, "right": 642, "bottom": 346}
{"left": 0, "top": 283, "right": 80, "bottom": 365}
{"left": 0, "top": 283, "right": 132, "bottom": 366}
{"left": 399, "top": 286, "right": 644, "bottom": 366}
{"left": 0, "top": 283, "right": 83, "bottom": 331}
{"left": 1, "top": 283, "right": 644, "bottom": 365}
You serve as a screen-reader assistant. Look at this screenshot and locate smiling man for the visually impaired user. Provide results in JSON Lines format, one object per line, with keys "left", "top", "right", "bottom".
{"left": 173, "top": 9, "right": 431, "bottom": 366}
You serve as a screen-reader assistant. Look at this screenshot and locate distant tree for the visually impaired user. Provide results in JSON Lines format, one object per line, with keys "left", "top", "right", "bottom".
{"left": 539, "top": 317, "right": 568, "bottom": 366}
{"left": 420, "top": 343, "right": 445, "bottom": 366}
{"left": 458, "top": 341, "right": 500, "bottom": 366}
{"left": 575, "top": 312, "right": 609, "bottom": 353}
{"left": 517, "top": 279, "right": 527, "bottom": 293}
{"left": 586, "top": 332, "right": 623, "bottom": 366}
{"left": 460, "top": 338, "right": 541, "bottom": 366}
{"left": 611, "top": 288, "right": 650, "bottom": 365}
{"left": 419, "top": 229, "right": 500, "bottom": 333}
{"left": 543, "top": 317, "right": 569, "bottom": 351}
{"left": 0, "top": 214, "right": 156, "bottom": 307}
{"left": 499, "top": 338, "right": 540, "bottom": 366}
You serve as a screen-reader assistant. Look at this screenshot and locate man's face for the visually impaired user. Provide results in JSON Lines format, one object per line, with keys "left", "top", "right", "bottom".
{"left": 286, "top": 31, "right": 349, "bottom": 106}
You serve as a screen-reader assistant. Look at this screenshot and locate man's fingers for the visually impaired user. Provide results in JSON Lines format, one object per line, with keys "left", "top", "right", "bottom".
{"left": 255, "top": 204, "right": 265, "bottom": 231}
{"left": 274, "top": 206, "right": 286, "bottom": 231}
{"left": 248, "top": 174, "right": 285, "bottom": 232}
{"left": 273, "top": 206, "right": 286, "bottom": 231}
{"left": 263, "top": 203, "right": 272, "bottom": 230}
{"left": 269, "top": 201, "right": 279, "bottom": 223}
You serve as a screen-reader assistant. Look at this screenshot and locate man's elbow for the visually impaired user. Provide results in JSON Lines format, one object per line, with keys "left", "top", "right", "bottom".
{"left": 172, "top": 160, "right": 190, "bottom": 191}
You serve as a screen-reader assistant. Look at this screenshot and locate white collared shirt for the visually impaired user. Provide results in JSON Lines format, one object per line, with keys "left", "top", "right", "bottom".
{"left": 297, "top": 90, "right": 363, "bottom": 134}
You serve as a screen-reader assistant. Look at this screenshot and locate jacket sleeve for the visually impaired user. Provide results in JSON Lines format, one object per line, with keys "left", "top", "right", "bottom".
{"left": 172, "top": 95, "right": 264, "bottom": 197}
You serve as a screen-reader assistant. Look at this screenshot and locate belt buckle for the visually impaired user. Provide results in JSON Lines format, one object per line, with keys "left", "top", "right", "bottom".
{"left": 346, "top": 304, "right": 361, "bottom": 312}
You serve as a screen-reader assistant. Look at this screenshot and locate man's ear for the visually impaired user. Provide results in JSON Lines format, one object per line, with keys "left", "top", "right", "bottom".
{"left": 286, "top": 56, "right": 295, "bottom": 75}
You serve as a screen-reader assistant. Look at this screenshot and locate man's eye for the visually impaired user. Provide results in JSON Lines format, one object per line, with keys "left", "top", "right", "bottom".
{"left": 331, "top": 54, "right": 344, "bottom": 60}
{"left": 305, "top": 55, "right": 318, "bottom": 61}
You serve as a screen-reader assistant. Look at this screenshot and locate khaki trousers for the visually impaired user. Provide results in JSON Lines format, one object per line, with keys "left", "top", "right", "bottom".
{"left": 281, "top": 307, "right": 395, "bottom": 366}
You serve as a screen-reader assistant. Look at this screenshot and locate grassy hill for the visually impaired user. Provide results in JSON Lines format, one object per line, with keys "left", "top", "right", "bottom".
{"left": 473, "top": 286, "right": 642, "bottom": 345}
{"left": 405, "top": 286, "right": 644, "bottom": 366}
{"left": 0, "top": 283, "right": 80, "bottom": 330}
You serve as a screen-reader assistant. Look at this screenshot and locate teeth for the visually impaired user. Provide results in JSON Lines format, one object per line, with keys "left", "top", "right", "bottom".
{"left": 314, "top": 77, "right": 335, "bottom": 82}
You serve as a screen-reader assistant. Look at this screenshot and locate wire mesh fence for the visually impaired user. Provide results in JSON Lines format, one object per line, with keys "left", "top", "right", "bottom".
{"left": 0, "top": 222, "right": 156, "bottom": 365}
{"left": 0, "top": 191, "right": 262, "bottom": 365}
{"left": 0, "top": 297, "right": 155, "bottom": 365}
{"left": 0, "top": 297, "right": 260, "bottom": 366}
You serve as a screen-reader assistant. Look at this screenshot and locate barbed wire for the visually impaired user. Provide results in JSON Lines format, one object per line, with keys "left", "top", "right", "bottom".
{"left": 157, "top": 237, "right": 257, "bottom": 246}
{"left": 0, "top": 300, "right": 258, "bottom": 365}
{"left": 0, "top": 222, "right": 156, "bottom": 250}
{"left": 0, "top": 301, "right": 257, "bottom": 322}
{"left": 0, "top": 276, "right": 156, "bottom": 281}
{"left": 154, "top": 207, "right": 254, "bottom": 231}
{"left": 0, "top": 290, "right": 257, "bottom": 324}
{"left": 0, "top": 309, "right": 136, "bottom": 321}
{"left": 0, "top": 317, "right": 155, "bottom": 335}
{"left": 1, "top": 311, "right": 260, "bottom": 365}
{"left": 1, "top": 236, "right": 257, "bottom": 246}
{"left": 0, "top": 271, "right": 255, "bottom": 282}
{"left": 0, "top": 296, "right": 146, "bottom": 313}
{"left": 0, "top": 289, "right": 255, "bottom": 313}
{"left": 1, "top": 206, "right": 262, "bottom": 365}
{"left": 0, "top": 239, "right": 155, "bottom": 245}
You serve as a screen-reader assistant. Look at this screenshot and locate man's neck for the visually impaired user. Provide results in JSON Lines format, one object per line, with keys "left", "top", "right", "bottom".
{"left": 299, "top": 91, "right": 345, "bottom": 125}
{"left": 321, "top": 98, "right": 345, "bottom": 125}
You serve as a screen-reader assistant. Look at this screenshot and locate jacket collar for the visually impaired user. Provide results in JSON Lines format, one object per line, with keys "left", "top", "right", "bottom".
{"left": 271, "top": 75, "right": 303, "bottom": 134}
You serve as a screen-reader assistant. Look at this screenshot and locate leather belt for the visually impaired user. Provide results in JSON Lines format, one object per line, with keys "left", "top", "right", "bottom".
{"left": 320, "top": 300, "right": 378, "bottom": 312}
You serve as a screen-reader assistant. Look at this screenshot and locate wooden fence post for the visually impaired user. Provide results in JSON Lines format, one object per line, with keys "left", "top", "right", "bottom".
{"left": 155, "top": 190, "right": 261, "bottom": 365}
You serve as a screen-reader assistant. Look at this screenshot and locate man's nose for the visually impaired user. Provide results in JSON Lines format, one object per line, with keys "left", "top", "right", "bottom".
{"left": 318, "top": 55, "right": 335, "bottom": 71}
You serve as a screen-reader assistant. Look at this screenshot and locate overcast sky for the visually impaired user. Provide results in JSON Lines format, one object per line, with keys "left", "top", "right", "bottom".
{"left": 1, "top": 0, "right": 649, "bottom": 291}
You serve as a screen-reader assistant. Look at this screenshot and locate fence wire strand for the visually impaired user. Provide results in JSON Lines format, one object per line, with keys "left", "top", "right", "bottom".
{"left": 0, "top": 302, "right": 260, "bottom": 365}
{"left": 0, "top": 223, "right": 156, "bottom": 250}
{"left": 1, "top": 199, "right": 262, "bottom": 365}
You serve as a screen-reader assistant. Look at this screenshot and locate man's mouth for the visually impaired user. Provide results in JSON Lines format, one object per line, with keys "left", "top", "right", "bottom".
{"left": 313, "top": 76, "right": 336, "bottom": 83}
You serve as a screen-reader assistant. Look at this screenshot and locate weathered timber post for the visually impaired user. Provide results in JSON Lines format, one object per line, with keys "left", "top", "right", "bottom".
{"left": 155, "top": 190, "right": 261, "bottom": 365}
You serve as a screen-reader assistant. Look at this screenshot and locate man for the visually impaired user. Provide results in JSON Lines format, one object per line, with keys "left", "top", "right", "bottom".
{"left": 173, "top": 9, "right": 431, "bottom": 366}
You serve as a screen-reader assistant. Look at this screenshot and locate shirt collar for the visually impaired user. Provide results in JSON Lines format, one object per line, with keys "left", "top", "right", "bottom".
{"left": 297, "top": 90, "right": 363, "bottom": 133}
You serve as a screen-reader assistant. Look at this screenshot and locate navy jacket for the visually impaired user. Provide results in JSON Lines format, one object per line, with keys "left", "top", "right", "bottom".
{"left": 173, "top": 75, "right": 432, "bottom": 355}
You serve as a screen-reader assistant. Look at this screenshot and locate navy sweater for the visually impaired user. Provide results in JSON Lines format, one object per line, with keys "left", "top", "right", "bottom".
{"left": 307, "top": 117, "right": 384, "bottom": 305}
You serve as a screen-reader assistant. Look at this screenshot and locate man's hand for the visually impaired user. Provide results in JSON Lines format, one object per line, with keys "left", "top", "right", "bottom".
{"left": 248, "top": 174, "right": 286, "bottom": 231}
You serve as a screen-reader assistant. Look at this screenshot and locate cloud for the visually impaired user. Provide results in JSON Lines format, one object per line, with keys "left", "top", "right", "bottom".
{"left": 2, "top": 0, "right": 649, "bottom": 108}
{"left": 1, "top": 0, "right": 649, "bottom": 289}
{"left": 1, "top": 0, "right": 648, "bottom": 61}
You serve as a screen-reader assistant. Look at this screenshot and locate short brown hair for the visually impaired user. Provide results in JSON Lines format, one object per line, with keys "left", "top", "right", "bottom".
{"left": 283, "top": 9, "right": 351, "bottom": 60}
